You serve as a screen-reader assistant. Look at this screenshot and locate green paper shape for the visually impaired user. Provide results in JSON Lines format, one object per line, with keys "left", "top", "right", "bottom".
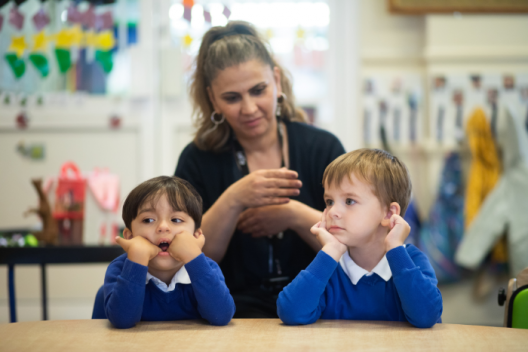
{"left": 29, "top": 53, "right": 50, "bottom": 77}
{"left": 95, "top": 50, "right": 113, "bottom": 73}
{"left": 54, "top": 48, "right": 71, "bottom": 73}
{"left": 4, "top": 53, "right": 26, "bottom": 79}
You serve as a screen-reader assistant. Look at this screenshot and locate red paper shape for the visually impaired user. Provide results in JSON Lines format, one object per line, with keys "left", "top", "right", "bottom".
{"left": 33, "top": 8, "right": 50, "bottom": 31}
{"left": 183, "top": 0, "right": 195, "bottom": 7}
{"left": 9, "top": 6, "right": 25, "bottom": 30}
{"left": 223, "top": 6, "right": 231, "bottom": 19}
{"left": 67, "top": 5, "right": 82, "bottom": 24}
{"left": 16, "top": 112, "right": 29, "bottom": 129}
{"left": 96, "top": 11, "right": 113, "bottom": 31}
{"left": 110, "top": 115, "right": 121, "bottom": 129}
{"left": 82, "top": 5, "right": 96, "bottom": 29}
{"left": 183, "top": 6, "right": 192, "bottom": 22}
{"left": 204, "top": 10, "right": 211, "bottom": 23}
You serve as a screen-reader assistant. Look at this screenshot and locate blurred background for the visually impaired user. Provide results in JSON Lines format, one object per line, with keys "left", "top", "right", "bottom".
{"left": 1, "top": 0, "right": 527, "bottom": 326}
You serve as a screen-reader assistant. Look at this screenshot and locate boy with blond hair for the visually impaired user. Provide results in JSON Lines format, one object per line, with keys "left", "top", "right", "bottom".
{"left": 277, "top": 149, "right": 442, "bottom": 328}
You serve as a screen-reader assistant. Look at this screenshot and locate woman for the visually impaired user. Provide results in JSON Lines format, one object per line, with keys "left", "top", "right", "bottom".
{"left": 175, "top": 21, "right": 345, "bottom": 318}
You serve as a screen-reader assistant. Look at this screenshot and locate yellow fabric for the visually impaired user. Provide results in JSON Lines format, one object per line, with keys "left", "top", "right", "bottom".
{"left": 464, "top": 108, "right": 506, "bottom": 262}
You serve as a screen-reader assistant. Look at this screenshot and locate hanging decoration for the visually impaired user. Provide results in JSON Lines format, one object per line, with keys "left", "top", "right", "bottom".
{"left": 32, "top": 7, "right": 50, "bottom": 31}
{"left": 223, "top": 5, "right": 231, "bottom": 19}
{"left": 9, "top": 5, "right": 24, "bottom": 30}
{"left": 29, "top": 32, "right": 50, "bottom": 77}
{"left": 183, "top": 0, "right": 194, "bottom": 22}
{"left": 183, "top": 33, "right": 193, "bottom": 48}
{"left": 5, "top": 36, "right": 28, "bottom": 79}
{"left": 54, "top": 25, "right": 83, "bottom": 73}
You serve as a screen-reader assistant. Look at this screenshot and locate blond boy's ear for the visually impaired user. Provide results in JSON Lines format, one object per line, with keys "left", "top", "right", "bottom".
{"left": 123, "top": 228, "right": 133, "bottom": 240}
{"left": 381, "top": 202, "right": 401, "bottom": 227}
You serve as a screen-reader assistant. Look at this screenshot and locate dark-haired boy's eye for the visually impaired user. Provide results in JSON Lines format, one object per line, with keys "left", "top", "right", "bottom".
{"left": 172, "top": 218, "right": 183, "bottom": 223}
{"left": 142, "top": 218, "right": 154, "bottom": 223}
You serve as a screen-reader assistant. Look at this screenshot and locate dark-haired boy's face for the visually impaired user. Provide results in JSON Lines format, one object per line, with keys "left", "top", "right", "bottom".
{"left": 124, "top": 193, "right": 199, "bottom": 273}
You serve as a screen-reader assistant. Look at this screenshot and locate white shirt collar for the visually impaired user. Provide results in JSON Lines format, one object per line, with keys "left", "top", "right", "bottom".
{"left": 146, "top": 266, "right": 191, "bottom": 292}
{"left": 339, "top": 250, "right": 393, "bottom": 285}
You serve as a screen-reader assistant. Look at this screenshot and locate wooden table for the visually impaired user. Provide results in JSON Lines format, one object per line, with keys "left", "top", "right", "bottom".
{"left": 1, "top": 319, "right": 527, "bottom": 352}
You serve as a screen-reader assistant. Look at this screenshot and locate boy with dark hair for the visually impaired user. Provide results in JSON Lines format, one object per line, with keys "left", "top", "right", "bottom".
{"left": 104, "top": 176, "right": 235, "bottom": 328}
{"left": 277, "top": 149, "right": 442, "bottom": 328}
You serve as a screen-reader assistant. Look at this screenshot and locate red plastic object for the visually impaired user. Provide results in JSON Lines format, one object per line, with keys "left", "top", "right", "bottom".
{"left": 53, "top": 162, "right": 86, "bottom": 220}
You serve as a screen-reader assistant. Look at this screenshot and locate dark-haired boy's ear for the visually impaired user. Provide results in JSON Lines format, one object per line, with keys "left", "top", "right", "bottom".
{"left": 380, "top": 202, "right": 401, "bottom": 227}
{"left": 193, "top": 228, "right": 204, "bottom": 239}
{"left": 123, "top": 228, "right": 133, "bottom": 240}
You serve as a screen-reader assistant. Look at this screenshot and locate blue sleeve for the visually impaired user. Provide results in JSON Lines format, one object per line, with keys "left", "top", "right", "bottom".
{"left": 103, "top": 255, "right": 148, "bottom": 329}
{"left": 185, "top": 254, "right": 235, "bottom": 326}
{"left": 277, "top": 251, "right": 336, "bottom": 325}
{"left": 386, "top": 245, "right": 443, "bottom": 328}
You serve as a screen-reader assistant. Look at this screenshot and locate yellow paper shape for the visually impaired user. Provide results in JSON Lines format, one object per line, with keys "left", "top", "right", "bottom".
{"left": 32, "top": 31, "right": 49, "bottom": 52}
{"left": 96, "top": 31, "right": 115, "bottom": 51}
{"left": 183, "top": 34, "right": 193, "bottom": 47}
{"left": 8, "top": 36, "right": 28, "bottom": 57}
{"left": 56, "top": 25, "right": 83, "bottom": 48}
{"left": 296, "top": 28, "right": 305, "bottom": 40}
{"left": 84, "top": 30, "right": 97, "bottom": 47}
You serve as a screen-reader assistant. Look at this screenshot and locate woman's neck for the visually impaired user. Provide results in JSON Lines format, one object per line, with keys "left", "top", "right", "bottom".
{"left": 236, "top": 123, "right": 279, "bottom": 155}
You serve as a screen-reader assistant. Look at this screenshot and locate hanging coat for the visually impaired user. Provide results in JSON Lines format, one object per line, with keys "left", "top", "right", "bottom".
{"left": 455, "top": 107, "right": 528, "bottom": 277}
{"left": 463, "top": 107, "right": 505, "bottom": 262}
{"left": 419, "top": 152, "right": 465, "bottom": 283}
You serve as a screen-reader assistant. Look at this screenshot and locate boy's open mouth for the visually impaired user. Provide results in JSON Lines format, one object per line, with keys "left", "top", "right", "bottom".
{"left": 158, "top": 241, "right": 170, "bottom": 252}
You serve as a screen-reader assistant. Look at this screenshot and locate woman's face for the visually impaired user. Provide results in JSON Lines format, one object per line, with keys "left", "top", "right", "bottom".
{"left": 208, "top": 59, "right": 282, "bottom": 141}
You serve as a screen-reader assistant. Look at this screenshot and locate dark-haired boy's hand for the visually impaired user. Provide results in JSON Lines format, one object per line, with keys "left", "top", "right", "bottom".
{"left": 168, "top": 229, "right": 205, "bottom": 264}
{"left": 384, "top": 214, "right": 411, "bottom": 252}
{"left": 311, "top": 209, "right": 347, "bottom": 262}
{"left": 115, "top": 236, "right": 161, "bottom": 266}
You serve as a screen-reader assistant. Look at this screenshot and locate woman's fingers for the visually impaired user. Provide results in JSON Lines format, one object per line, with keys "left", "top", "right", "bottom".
{"left": 260, "top": 169, "right": 298, "bottom": 180}
{"left": 265, "top": 178, "right": 302, "bottom": 189}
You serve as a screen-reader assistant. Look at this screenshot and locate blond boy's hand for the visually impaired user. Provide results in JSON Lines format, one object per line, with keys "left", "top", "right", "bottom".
{"left": 115, "top": 236, "right": 161, "bottom": 266}
{"left": 168, "top": 229, "right": 205, "bottom": 264}
{"left": 384, "top": 214, "right": 411, "bottom": 252}
{"left": 311, "top": 209, "right": 347, "bottom": 262}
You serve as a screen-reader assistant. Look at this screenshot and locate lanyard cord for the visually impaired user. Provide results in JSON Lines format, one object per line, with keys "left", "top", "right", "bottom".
{"left": 232, "top": 119, "right": 285, "bottom": 276}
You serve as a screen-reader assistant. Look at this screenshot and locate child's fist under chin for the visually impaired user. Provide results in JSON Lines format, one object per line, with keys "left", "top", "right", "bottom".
{"left": 168, "top": 230, "right": 205, "bottom": 263}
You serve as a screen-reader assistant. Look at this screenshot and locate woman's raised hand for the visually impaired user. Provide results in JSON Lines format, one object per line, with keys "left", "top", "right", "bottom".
{"left": 228, "top": 167, "right": 302, "bottom": 209}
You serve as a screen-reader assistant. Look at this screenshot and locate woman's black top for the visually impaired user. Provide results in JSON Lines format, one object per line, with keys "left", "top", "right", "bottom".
{"left": 175, "top": 120, "right": 345, "bottom": 317}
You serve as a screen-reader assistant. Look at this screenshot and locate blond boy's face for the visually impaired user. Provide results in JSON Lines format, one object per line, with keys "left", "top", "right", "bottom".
{"left": 323, "top": 173, "right": 389, "bottom": 248}
{"left": 124, "top": 193, "right": 197, "bottom": 273}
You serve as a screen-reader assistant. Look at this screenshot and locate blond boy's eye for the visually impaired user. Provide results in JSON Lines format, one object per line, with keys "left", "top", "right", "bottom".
{"left": 345, "top": 198, "right": 356, "bottom": 205}
{"left": 325, "top": 199, "right": 334, "bottom": 206}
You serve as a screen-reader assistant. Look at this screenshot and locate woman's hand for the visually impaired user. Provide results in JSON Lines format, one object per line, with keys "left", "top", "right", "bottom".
{"left": 237, "top": 203, "right": 292, "bottom": 238}
{"left": 311, "top": 209, "right": 347, "bottom": 261}
{"left": 227, "top": 167, "right": 302, "bottom": 209}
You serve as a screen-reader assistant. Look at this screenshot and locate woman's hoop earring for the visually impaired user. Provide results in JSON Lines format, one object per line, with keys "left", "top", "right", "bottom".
{"left": 276, "top": 93, "right": 287, "bottom": 117}
{"left": 211, "top": 111, "right": 225, "bottom": 126}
